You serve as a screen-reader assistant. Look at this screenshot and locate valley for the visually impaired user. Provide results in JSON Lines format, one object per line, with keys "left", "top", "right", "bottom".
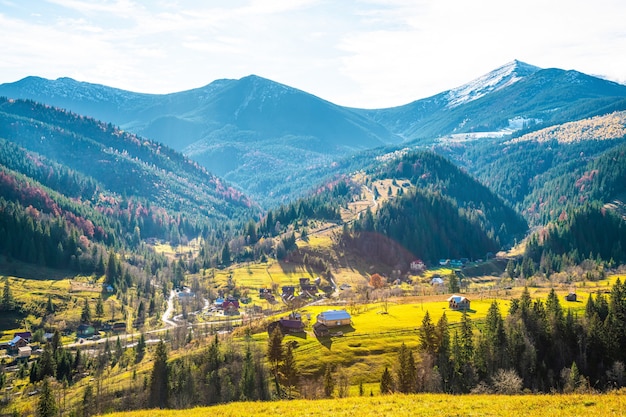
{"left": 1, "top": 60, "right": 626, "bottom": 416}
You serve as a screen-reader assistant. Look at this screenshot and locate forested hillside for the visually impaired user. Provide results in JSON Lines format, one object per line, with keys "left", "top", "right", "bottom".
{"left": 0, "top": 98, "right": 264, "bottom": 286}
{"left": 333, "top": 151, "right": 527, "bottom": 266}
{"left": 436, "top": 112, "right": 626, "bottom": 226}
{"left": 0, "top": 98, "right": 254, "bottom": 218}
{"left": 345, "top": 189, "right": 500, "bottom": 265}
{"left": 526, "top": 203, "right": 626, "bottom": 268}
{"left": 369, "top": 151, "right": 527, "bottom": 245}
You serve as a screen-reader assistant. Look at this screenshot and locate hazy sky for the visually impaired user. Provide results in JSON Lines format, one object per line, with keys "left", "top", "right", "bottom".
{"left": 2, "top": 0, "right": 625, "bottom": 108}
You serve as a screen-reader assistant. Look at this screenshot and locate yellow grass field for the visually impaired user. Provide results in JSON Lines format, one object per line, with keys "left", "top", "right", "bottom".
{"left": 105, "top": 392, "right": 626, "bottom": 417}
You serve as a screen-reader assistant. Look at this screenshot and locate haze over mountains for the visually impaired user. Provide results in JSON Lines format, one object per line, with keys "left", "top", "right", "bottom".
{"left": 2, "top": 60, "right": 626, "bottom": 207}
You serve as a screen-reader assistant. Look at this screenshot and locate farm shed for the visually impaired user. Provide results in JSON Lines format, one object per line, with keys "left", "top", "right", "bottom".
{"left": 316, "top": 310, "right": 351, "bottom": 327}
{"left": 447, "top": 295, "right": 470, "bottom": 311}
{"left": 18, "top": 345, "right": 32, "bottom": 359}
{"left": 313, "top": 322, "right": 330, "bottom": 338}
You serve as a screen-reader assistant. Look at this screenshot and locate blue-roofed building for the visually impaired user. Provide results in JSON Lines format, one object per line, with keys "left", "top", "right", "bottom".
{"left": 7, "top": 336, "right": 28, "bottom": 354}
{"left": 447, "top": 295, "right": 470, "bottom": 310}
{"left": 316, "top": 309, "right": 351, "bottom": 327}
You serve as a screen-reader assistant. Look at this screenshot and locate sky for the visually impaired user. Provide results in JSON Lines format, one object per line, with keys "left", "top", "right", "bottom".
{"left": 1, "top": 0, "right": 626, "bottom": 108}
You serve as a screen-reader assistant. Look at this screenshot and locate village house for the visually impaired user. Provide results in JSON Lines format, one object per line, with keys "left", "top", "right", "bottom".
{"left": 14, "top": 331, "right": 32, "bottom": 342}
{"left": 316, "top": 309, "right": 351, "bottom": 328}
{"left": 450, "top": 259, "right": 463, "bottom": 268}
{"left": 177, "top": 289, "right": 196, "bottom": 299}
{"left": 282, "top": 286, "right": 296, "bottom": 296}
{"left": 7, "top": 336, "right": 28, "bottom": 355}
{"left": 447, "top": 295, "right": 471, "bottom": 310}
{"left": 112, "top": 322, "right": 127, "bottom": 333}
{"left": 566, "top": 293, "right": 577, "bottom": 302}
{"left": 410, "top": 259, "right": 425, "bottom": 272}
{"left": 431, "top": 277, "right": 444, "bottom": 286}
{"left": 222, "top": 298, "right": 240, "bottom": 315}
{"left": 279, "top": 313, "right": 305, "bottom": 333}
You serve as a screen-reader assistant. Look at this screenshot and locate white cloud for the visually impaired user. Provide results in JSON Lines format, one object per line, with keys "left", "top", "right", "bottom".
{"left": 1, "top": 0, "right": 625, "bottom": 106}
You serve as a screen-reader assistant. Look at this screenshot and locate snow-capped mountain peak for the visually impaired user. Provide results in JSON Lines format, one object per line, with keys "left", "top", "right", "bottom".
{"left": 445, "top": 60, "right": 541, "bottom": 108}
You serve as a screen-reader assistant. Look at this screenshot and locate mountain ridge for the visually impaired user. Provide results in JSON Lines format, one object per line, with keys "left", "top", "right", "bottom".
{"left": 3, "top": 60, "right": 626, "bottom": 205}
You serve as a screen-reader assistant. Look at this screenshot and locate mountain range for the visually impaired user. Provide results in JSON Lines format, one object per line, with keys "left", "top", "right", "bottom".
{"left": 3, "top": 60, "right": 626, "bottom": 206}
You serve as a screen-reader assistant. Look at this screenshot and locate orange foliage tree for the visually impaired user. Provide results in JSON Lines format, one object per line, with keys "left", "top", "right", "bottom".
{"left": 369, "top": 273, "right": 385, "bottom": 289}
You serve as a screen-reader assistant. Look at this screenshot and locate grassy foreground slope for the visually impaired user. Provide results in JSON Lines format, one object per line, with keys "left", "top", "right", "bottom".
{"left": 107, "top": 392, "right": 625, "bottom": 417}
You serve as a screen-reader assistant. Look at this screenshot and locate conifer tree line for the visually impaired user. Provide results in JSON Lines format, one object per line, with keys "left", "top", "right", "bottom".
{"left": 140, "top": 335, "right": 272, "bottom": 410}
{"left": 503, "top": 203, "right": 626, "bottom": 281}
{"left": 380, "top": 281, "right": 626, "bottom": 394}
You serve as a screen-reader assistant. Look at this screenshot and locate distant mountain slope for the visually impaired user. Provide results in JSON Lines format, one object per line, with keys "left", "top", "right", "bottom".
{"left": 0, "top": 75, "right": 401, "bottom": 205}
{"left": 434, "top": 110, "right": 626, "bottom": 226}
{"left": 3, "top": 61, "right": 626, "bottom": 205}
{"left": 363, "top": 61, "right": 626, "bottom": 141}
{"left": 0, "top": 98, "right": 255, "bottom": 223}
{"left": 507, "top": 111, "right": 626, "bottom": 144}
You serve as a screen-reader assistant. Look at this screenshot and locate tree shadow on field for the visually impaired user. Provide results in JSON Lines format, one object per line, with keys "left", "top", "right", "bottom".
{"left": 318, "top": 337, "right": 333, "bottom": 350}
{"left": 277, "top": 260, "right": 298, "bottom": 275}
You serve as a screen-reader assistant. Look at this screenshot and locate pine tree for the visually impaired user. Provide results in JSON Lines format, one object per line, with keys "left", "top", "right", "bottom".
{"left": 435, "top": 312, "right": 452, "bottom": 392}
{"left": 206, "top": 335, "right": 221, "bottom": 404}
{"left": 447, "top": 273, "right": 460, "bottom": 293}
{"left": 2, "top": 279, "right": 14, "bottom": 311}
{"left": 149, "top": 340, "right": 169, "bottom": 408}
{"left": 95, "top": 296, "right": 104, "bottom": 318}
{"left": 81, "top": 298, "right": 91, "bottom": 323}
{"left": 460, "top": 311, "right": 474, "bottom": 362}
{"left": 380, "top": 366, "right": 393, "bottom": 394}
{"left": 52, "top": 330, "right": 62, "bottom": 353}
{"left": 46, "top": 295, "right": 54, "bottom": 314}
{"left": 396, "top": 343, "right": 416, "bottom": 393}
{"left": 221, "top": 243, "right": 231, "bottom": 266}
{"left": 114, "top": 336, "right": 123, "bottom": 364}
{"left": 419, "top": 311, "right": 437, "bottom": 355}
{"left": 38, "top": 343, "right": 56, "bottom": 381}
{"left": 36, "top": 378, "right": 57, "bottom": 417}
{"left": 267, "top": 327, "right": 284, "bottom": 395}
{"left": 281, "top": 342, "right": 298, "bottom": 398}
{"left": 135, "top": 333, "right": 146, "bottom": 363}
{"left": 82, "top": 384, "right": 95, "bottom": 417}
{"left": 240, "top": 345, "right": 256, "bottom": 400}
{"left": 74, "top": 349, "right": 82, "bottom": 372}
{"left": 323, "top": 364, "right": 335, "bottom": 398}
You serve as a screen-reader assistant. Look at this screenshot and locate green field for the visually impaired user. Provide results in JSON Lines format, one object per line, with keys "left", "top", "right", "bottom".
{"left": 249, "top": 280, "right": 599, "bottom": 381}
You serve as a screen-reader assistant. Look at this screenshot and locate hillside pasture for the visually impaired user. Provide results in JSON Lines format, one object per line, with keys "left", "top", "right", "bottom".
{"left": 104, "top": 392, "right": 626, "bottom": 417}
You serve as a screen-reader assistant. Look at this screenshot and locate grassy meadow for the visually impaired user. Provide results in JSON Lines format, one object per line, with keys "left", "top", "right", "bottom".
{"left": 104, "top": 392, "right": 626, "bottom": 417}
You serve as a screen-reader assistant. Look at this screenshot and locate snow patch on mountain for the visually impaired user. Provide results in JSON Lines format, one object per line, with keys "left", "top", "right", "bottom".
{"left": 445, "top": 60, "right": 541, "bottom": 108}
